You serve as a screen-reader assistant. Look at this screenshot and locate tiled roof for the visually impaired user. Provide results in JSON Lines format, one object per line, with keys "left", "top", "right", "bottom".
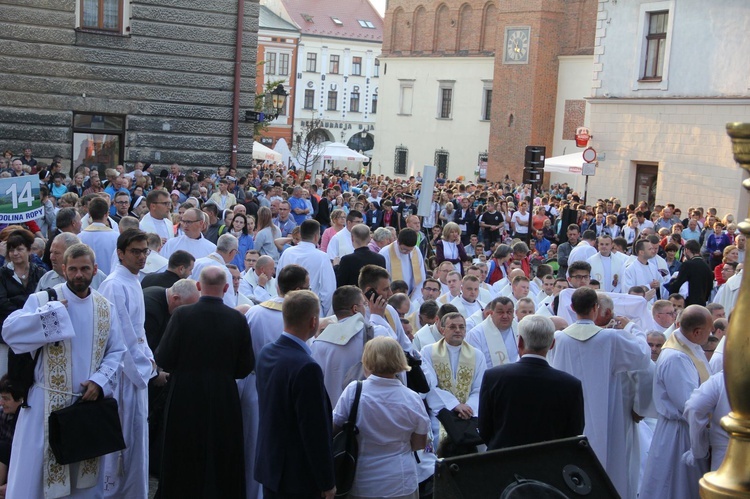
{"left": 259, "top": 5, "right": 299, "bottom": 32}
{"left": 279, "top": 0, "right": 383, "bottom": 41}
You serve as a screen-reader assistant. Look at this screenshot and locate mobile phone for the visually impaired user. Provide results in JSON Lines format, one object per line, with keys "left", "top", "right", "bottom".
{"left": 365, "top": 289, "right": 380, "bottom": 302}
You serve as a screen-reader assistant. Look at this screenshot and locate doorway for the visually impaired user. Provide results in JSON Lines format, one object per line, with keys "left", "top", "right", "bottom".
{"left": 634, "top": 164, "right": 658, "bottom": 209}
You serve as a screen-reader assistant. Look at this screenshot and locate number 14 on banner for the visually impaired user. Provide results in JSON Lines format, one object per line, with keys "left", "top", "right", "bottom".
{"left": 0, "top": 176, "right": 43, "bottom": 223}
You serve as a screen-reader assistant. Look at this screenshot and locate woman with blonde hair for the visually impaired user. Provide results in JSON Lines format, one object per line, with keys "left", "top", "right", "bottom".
{"left": 714, "top": 244, "right": 739, "bottom": 285}
{"left": 253, "top": 206, "right": 281, "bottom": 261}
{"left": 321, "top": 209, "right": 346, "bottom": 252}
{"left": 435, "top": 222, "right": 470, "bottom": 274}
{"left": 333, "top": 337, "right": 429, "bottom": 499}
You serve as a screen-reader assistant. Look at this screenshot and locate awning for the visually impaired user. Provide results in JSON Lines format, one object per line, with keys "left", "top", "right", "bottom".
{"left": 252, "top": 141, "right": 282, "bottom": 162}
{"left": 320, "top": 142, "right": 370, "bottom": 162}
{"left": 543, "top": 152, "right": 585, "bottom": 175}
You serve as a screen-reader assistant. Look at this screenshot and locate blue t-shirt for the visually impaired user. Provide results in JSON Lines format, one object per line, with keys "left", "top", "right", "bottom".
{"left": 288, "top": 196, "right": 307, "bottom": 225}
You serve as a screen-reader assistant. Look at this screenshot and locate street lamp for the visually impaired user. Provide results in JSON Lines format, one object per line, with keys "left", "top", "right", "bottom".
{"left": 245, "top": 83, "right": 289, "bottom": 123}
{"left": 269, "top": 84, "right": 288, "bottom": 120}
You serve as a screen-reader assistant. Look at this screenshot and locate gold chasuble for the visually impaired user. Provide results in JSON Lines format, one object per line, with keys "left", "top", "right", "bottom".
{"left": 431, "top": 339, "right": 476, "bottom": 444}
{"left": 389, "top": 243, "right": 425, "bottom": 290}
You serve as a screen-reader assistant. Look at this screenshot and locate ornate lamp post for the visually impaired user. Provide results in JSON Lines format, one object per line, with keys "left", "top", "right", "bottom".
{"left": 700, "top": 122, "right": 750, "bottom": 498}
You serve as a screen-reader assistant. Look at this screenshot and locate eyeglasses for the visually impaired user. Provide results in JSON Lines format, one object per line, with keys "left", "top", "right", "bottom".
{"left": 127, "top": 248, "right": 151, "bottom": 256}
{"left": 424, "top": 287, "right": 441, "bottom": 293}
{"left": 569, "top": 274, "right": 591, "bottom": 280}
{"left": 115, "top": 200, "right": 130, "bottom": 205}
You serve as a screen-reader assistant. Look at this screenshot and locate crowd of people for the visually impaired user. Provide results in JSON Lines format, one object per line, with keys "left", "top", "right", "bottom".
{"left": 0, "top": 146, "right": 741, "bottom": 499}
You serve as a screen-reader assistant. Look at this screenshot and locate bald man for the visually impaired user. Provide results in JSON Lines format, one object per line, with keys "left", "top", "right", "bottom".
{"left": 640, "top": 305, "right": 714, "bottom": 499}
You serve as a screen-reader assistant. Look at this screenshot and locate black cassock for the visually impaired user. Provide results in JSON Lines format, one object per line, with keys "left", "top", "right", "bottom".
{"left": 155, "top": 295, "right": 254, "bottom": 498}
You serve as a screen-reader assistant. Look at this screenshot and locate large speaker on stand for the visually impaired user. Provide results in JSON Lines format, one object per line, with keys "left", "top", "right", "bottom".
{"left": 433, "top": 436, "right": 620, "bottom": 499}
{"left": 557, "top": 208, "right": 580, "bottom": 244}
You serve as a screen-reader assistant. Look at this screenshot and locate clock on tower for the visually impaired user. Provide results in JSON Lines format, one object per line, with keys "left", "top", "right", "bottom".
{"left": 503, "top": 27, "right": 531, "bottom": 64}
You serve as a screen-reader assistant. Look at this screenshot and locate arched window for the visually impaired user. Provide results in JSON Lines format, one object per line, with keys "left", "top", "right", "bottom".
{"left": 480, "top": 2, "right": 497, "bottom": 53}
{"left": 412, "top": 6, "right": 430, "bottom": 53}
{"left": 434, "top": 4, "right": 453, "bottom": 53}
{"left": 457, "top": 4, "right": 475, "bottom": 53}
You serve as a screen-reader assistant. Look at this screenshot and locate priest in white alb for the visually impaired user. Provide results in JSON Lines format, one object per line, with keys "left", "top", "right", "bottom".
{"left": 548, "top": 288, "right": 651, "bottom": 499}
{"left": 420, "top": 312, "right": 486, "bottom": 451}
{"left": 3, "top": 244, "right": 125, "bottom": 499}
{"left": 160, "top": 208, "right": 216, "bottom": 260}
{"left": 449, "top": 275, "right": 485, "bottom": 319}
{"left": 380, "top": 229, "right": 426, "bottom": 297}
{"left": 466, "top": 297, "right": 519, "bottom": 368}
{"left": 639, "top": 305, "right": 714, "bottom": 499}
{"left": 99, "top": 230, "right": 156, "bottom": 498}
{"left": 189, "top": 234, "right": 238, "bottom": 308}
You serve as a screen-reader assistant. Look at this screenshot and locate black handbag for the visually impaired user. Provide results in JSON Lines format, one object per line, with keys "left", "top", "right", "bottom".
{"left": 332, "top": 380, "right": 362, "bottom": 497}
{"left": 48, "top": 397, "right": 126, "bottom": 465}
{"left": 437, "top": 408, "right": 483, "bottom": 446}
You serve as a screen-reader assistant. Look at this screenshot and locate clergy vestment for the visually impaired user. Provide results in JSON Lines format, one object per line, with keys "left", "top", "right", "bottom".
{"left": 190, "top": 252, "right": 237, "bottom": 308}
{"left": 160, "top": 234, "right": 216, "bottom": 260}
{"left": 277, "top": 241, "right": 336, "bottom": 315}
{"left": 156, "top": 296, "right": 254, "bottom": 498}
{"left": 311, "top": 314, "right": 390, "bottom": 404}
{"left": 239, "top": 270, "right": 277, "bottom": 303}
{"left": 78, "top": 223, "right": 120, "bottom": 275}
{"left": 380, "top": 243, "right": 426, "bottom": 296}
{"left": 465, "top": 308, "right": 486, "bottom": 331}
{"left": 370, "top": 304, "right": 413, "bottom": 353}
{"left": 99, "top": 266, "right": 155, "bottom": 498}
{"left": 240, "top": 297, "right": 284, "bottom": 499}
{"left": 420, "top": 340, "right": 486, "bottom": 447}
{"left": 588, "top": 251, "right": 628, "bottom": 293}
{"left": 709, "top": 336, "right": 725, "bottom": 375}
{"left": 684, "top": 371, "right": 730, "bottom": 472}
{"left": 548, "top": 320, "right": 651, "bottom": 499}
{"left": 714, "top": 270, "right": 742, "bottom": 315}
{"left": 3, "top": 285, "right": 125, "bottom": 499}
{"left": 466, "top": 317, "right": 519, "bottom": 368}
{"left": 139, "top": 212, "right": 174, "bottom": 241}
{"left": 622, "top": 259, "right": 664, "bottom": 302}
{"left": 567, "top": 240, "right": 597, "bottom": 266}
{"left": 450, "top": 295, "right": 484, "bottom": 320}
{"left": 639, "top": 329, "right": 710, "bottom": 499}
{"left": 412, "top": 324, "right": 441, "bottom": 352}
{"left": 326, "top": 227, "right": 354, "bottom": 260}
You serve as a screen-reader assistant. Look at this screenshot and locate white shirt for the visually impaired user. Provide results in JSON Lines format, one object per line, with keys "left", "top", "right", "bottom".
{"left": 326, "top": 227, "right": 354, "bottom": 260}
{"left": 278, "top": 241, "right": 336, "bottom": 315}
{"left": 79, "top": 222, "right": 120, "bottom": 275}
{"left": 380, "top": 243, "right": 426, "bottom": 296}
{"left": 190, "top": 252, "right": 237, "bottom": 308}
{"left": 333, "top": 376, "right": 430, "bottom": 498}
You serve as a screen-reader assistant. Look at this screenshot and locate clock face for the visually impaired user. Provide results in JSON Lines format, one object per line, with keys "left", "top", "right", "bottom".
{"left": 504, "top": 28, "right": 530, "bottom": 64}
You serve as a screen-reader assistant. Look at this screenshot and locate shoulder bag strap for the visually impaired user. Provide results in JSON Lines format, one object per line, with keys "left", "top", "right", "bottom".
{"left": 348, "top": 380, "right": 363, "bottom": 426}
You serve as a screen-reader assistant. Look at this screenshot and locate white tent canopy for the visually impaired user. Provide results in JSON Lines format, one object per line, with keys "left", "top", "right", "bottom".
{"left": 252, "top": 141, "right": 282, "bottom": 162}
{"left": 543, "top": 152, "right": 585, "bottom": 175}
{"left": 320, "top": 142, "right": 369, "bottom": 162}
{"left": 273, "top": 138, "right": 293, "bottom": 167}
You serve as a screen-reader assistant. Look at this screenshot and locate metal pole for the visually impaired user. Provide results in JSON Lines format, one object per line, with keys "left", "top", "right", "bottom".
{"left": 526, "top": 182, "right": 534, "bottom": 248}
{"left": 583, "top": 175, "right": 589, "bottom": 206}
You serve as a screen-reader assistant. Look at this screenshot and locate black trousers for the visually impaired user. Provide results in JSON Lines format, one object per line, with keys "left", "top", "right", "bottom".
{"left": 263, "top": 487, "right": 320, "bottom": 499}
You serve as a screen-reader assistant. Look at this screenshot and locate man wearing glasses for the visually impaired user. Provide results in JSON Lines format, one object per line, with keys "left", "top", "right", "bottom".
{"left": 139, "top": 190, "right": 174, "bottom": 244}
{"left": 99, "top": 229, "right": 156, "bottom": 497}
{"left": 651, "top": 300, "right": 677, "bottom": 333}
{"left": 160, "top": 208, "right": 216, "bottom": 261}
{"left": 112, "top": 191, "right": 132, "bottom": 223}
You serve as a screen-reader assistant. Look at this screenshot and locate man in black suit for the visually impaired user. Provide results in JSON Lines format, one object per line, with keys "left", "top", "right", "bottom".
{"left": 666, "top": 239, "right": 714, "bottom": 306}
{"left": 141, "top": 249, "right": 194, "bottom": 289}
{"left": 144, "top": 279, "right": 199, "bottom": 479}
{"left": 479, "top": 315, "right": 584, "bottom": 450}
{"left": 454, "top": 197, "right": 478, "bottom": 246}
{"left": 336, "top": 223, "right": 386, "bottom": 287}
{"left": 255, "top": 290, "right": 336, "bottom": 499}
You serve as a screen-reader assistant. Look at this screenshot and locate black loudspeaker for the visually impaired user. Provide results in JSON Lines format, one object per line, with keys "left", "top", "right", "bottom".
{"left": 433, "top": 436, "right": 620, "bottom": 499}
{"left": 557, "top": 208, "right": 579, "bottom": 244}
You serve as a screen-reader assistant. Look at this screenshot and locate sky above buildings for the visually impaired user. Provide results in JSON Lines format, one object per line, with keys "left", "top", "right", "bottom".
{"left": 370, "top": 0, "right": 385, "bottom": 16}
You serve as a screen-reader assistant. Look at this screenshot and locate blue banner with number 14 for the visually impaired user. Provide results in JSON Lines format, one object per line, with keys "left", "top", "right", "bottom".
{"left": 0, "top": 176, "right": 43, "bottom": 223}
